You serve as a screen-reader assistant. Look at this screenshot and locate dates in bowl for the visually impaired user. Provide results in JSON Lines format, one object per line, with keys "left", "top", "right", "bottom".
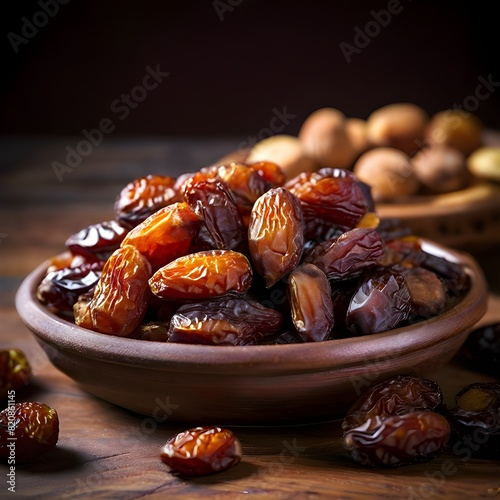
{"left": 15, "top": 162, "right": 488, "bottom": 425}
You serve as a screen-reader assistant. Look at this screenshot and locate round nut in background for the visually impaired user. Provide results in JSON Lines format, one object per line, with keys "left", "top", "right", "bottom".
{"left": 346, "top": 118, "right": 370, "bottom": 159}
{"left": 298, "top": 107, "right": 356, "bottom": 169}
{"left": 353, "top": 147, "right": 421, "bottom": 202}
{"left": 412, "top": 145, "right": 470, "bottom": 193}
{"left": 467, "top": 147, "right": 500, "bottom": 182}
{"left": 366, "top": 103, "right": 429, "bottom": 155}
{"left": 246, "top": 134, "right": 318, "bottom": 181}
{"left": 425, "top": 110, "right": 483, "bottom": 156}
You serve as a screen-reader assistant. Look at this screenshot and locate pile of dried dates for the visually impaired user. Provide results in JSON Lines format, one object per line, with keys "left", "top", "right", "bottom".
{"left": 342, "top": 375, "right": 500, "bottom": 468}
{"left": 36, "top": 162, "right": 470, "bottom": 345}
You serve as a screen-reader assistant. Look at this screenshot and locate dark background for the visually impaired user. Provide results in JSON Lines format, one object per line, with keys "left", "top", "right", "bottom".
{"left": 1, "top": 0, "right": 500, "bottom": 139}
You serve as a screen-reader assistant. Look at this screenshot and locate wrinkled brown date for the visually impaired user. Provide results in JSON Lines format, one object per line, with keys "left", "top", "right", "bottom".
{"left": 36, "top": 260, "right": 104, "bottom": 312}
{"left": 0, "top": 402, "right": 59, "bottom": 463}
{"left": 182, "top": 175, "right": 245, "bottom": 252}
{"left": 74, "top": 245, "right": 152, "bottom": 336}
{"left": 285, "top": 168, "right": 372, "bottom": 229}
{"left": 168, "top": 296, "right": 283, "bottom": 345}
{"left": 149, "top": 249, "right": 252, "bottom": 300}
{"left": 0, "top": 349, "right": 31, "bottom": 399}
{"left": 65, "top": 220, "right": 128, "bottom": 261}
{"left": 160, "top": 426, "right": 242, "bottom": 476}
{"left": 343, "top": 411, "right": 450, "bottom": 467}
{"left": 446, "top": 382, "right": 500, "bottom": 459}
{"left": 342, "top": 375, "right": 444, "bottom": 432}
{"left": 288, "top": 263, "right": 334, "bottom": 342}
{"left": 248, "top": 187, "right": 304, "bottom": 287}
{"left": 342, "top": 375, "right": 449, "bottom": 467}
{"left": 120, "top": 202, "right": 202, "bottom": 270}
{"left": 304, "top": 228, "right": 383, "bottom": 281}
{"left": 346, "top": 268, "right": 412, "bottom": 335}
{"left": 115, "top": 174, "right": 180, "bottom": 228}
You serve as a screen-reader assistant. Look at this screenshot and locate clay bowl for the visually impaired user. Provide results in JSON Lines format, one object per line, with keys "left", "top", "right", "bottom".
{"left": 16, "top": 240, "right": 488, "bottom": 426}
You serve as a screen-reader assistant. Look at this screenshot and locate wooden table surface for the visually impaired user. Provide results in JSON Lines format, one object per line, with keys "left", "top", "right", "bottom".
{"left": 1, "top": 137, "right": 499, "bottom": 500}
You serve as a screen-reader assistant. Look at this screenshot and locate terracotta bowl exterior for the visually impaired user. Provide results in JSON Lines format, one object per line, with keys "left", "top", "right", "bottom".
{"left": 15, "top": 240, "right": 488, "bottom": 426}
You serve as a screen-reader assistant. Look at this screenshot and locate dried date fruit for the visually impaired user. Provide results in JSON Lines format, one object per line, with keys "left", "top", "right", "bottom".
{"left": 288, "top": 263, "right": 334, "bottom": 342}
{"left": 346, "top": 268, "right": 412, "bottom": 335}
{"left": 160, "top": 426, "right": 242, "bottom": 476}
{"left": 342, "top": 375, "right": 449, "bottom": 467}
{"left": 183, "top": 175, "right": 245, "bottom": 252}
{"left": 0, "top": 402, "right": 59, "bottom": 463}
{"left": 459, "top": 323, "right": 500, "bottom": 377}
{"left": 37, "top": 261, "right": 104, "bottom": 312}
{"left": 168, "top": 296, "right": 283, "bottom": 345}
{"left": 342, "top": 375, "right": 444, "bottom": 432}
{"left": 65, "top": 220, "right": 128, "bottom": 261}
{"left": 343, "top": 411, "right": 450, "bottom": 467}
{"left": 149, "top": 250, "right": 252, "bottom": 300}
{"left": 133, "top": 321, "right": 170, "bottom": 342}
{"left": 248, "top": 187, "right": 304, "bottom": 287}
{"left": 121, "top": 202, "right": 202, "bottom": 270}
{"left": 75, "top": 245, "right": 152, "bottom": 336}
{"left": 446, "top": 382, "right": 500, "bottom": 459}
{"left": 214, "top": 162, "right": 272, "bottom": 219}
{"left": 304, "top": 228, "right": 383, "bottom": 281}
{"left": 284, "top": 168, "right": 372, "bottom": 229}
{"left": 0, "top": 349, "right": 31, "bottom": 399}
{"left": 115, "top": 174, "right": 180, "bottom": 227}
{"left": 400, "top": 267, "right": 446, "bottom": 319}
{"left": 248, "top": 160, "right": 286, "bottom": 187}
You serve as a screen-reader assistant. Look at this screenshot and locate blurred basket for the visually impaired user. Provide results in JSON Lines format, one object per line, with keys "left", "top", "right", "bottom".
{"left": 377, "top": 181, "right": 500, "bottom": 251}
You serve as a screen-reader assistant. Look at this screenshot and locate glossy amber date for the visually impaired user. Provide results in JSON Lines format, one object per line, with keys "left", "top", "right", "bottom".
{"left": 284, "top": 168, "right": 372, "bottom": 229}
{"left": 74, "top": 245, "right": 152, "bottom": 336}
{"left": 248, "top": 187, "right": 304, "bottom": 287}
{"left": 120, "top": 202, "right": 201, "bottom": 270}
{"left": 183, "top": 175, "right": 245, "bottom": 252}
{"left": 343, "top": 411, "right": 450, "bottom": 467}
{"left": 65, "top": 220, "right": 128, "bottom": 261}
{"left": 161, "top": 426, "right": 242, "bottom": 476}
{"left": 215, "top": 162, "right": 272, "bottom": 216}
{"left": 0, "top": 349, "right": 31, "bottom": 399}
{"left": 342, "top": 375, "right": 444, "bottom": 432}
{"left": 288, "top": 263, "right": 334, "bottom": 342}
{"left": 149, "top": 250, "right": 252, "bottom": 300}
{"left": 304, "top": 228, "right": 383, "bottom": 281}
{"left": 168, "top": 296, "right": 283, "bottom": 345}
{"left": 0, "top": 402, "right": 59, "bottom": 463}
{"left": 346, "top": 268, "right": 411, "bottom": 335}
{"left": 115, "top": 174, "right": 180, "bottom": 227}
{"left": 248, "top": 161, "right": 286, "bottom": 187}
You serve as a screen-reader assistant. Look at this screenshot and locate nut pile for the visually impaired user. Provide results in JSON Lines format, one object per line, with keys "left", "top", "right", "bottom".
{"left": 244, "top": 103, "right": 500, "bottom": 201}
{"left": 37, "top": 162, "right": 470, "bottom": 345}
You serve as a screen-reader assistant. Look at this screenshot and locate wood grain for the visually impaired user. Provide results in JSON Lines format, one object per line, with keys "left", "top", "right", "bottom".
{"left": 1, "top": 138, "right": 499, "bottom": 499}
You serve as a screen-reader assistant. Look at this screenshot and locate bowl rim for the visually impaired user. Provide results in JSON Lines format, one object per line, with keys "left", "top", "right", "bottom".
{"left": 15, "top": 239, "right": 488, "bottom": 376}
